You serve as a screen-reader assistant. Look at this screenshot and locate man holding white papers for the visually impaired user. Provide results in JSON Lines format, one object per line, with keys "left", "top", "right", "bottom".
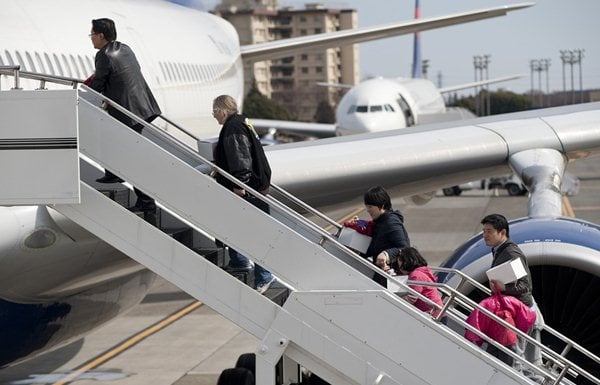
{"left": 481, "top": 213, "right": 544, "bottom": 378}
{"left": 481, "top": 214, "right": 533, "bottom": 306}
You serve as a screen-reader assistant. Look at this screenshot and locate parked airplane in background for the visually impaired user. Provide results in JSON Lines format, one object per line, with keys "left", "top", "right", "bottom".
{"left": 331, "top": 74, "right": 521, "bottom": 136}
{"left": 3, "top": 1, "right": 600, "bottom": 378}
{"left": 299, "top": 0, "right": 522, "bottom": 137}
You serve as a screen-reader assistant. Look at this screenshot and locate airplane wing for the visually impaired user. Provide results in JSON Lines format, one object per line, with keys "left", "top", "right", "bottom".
{"left": 240, "top": 3, "right": 534, "bottom": 63}
{"left": 439, "top": 74, "right": 525, "bottom": 94}
{"left": 252, "top": 118, "right": 336, "bottom": 139}
{"left": 265, "top": 102, "right": 600, "bottom": 207}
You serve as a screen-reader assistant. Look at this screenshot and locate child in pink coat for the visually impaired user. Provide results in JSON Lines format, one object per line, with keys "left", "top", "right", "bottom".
{"left": 465, "top": 292, "right": 536, "bottom": 367}
{"left": 392, "top": 247, "right": 444, "bottom": 318}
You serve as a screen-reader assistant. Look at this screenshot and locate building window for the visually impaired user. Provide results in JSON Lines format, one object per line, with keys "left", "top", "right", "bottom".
{"left": 300, "top": 29, "right": 307, "bottom": 35}
{"left": 301, "top": 54, "right": 308, "bottom": 61}
{"left": 315, "top": 67, "right": 323, "bottom": 73}
{"left": 314, "top": 28, "right": 322, "bottom": 34}
{"left": 301, "top": 67, "right": 309, "bottom": 74}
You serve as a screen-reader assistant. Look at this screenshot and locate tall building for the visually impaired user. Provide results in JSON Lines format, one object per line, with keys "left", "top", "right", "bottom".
{"left": 215, "top": 1, "right": 359, "bottom": 122}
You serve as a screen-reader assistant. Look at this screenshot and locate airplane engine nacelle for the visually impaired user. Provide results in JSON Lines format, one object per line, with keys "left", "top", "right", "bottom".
{"left": 439, "top": 216, "right": 600, "bottom": 380}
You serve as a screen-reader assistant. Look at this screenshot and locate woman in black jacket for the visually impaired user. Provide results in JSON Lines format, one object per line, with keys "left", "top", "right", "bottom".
{"left": 363, "top": 186, "right": 410, "bottom": 286}
{"left": 212, "top": 95, "right": 275, "bottom": 294}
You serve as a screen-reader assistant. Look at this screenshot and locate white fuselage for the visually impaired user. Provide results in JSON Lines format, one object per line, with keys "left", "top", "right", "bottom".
{"left": 335, "top": 77, "right": 462, "bottom": 135}
{"left": 0, "top": 0, "right": 243, "bottom": 139}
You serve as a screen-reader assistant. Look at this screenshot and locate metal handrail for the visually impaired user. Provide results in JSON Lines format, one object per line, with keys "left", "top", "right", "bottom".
{"left": 76, "top": 84, "right": 383, "bottom": 282}
{"left": 0, "top": 65, "right": 82, "bottom": 89}
{"left": 0, "top": 66, "right": 344, "bottom": 232}
{"left": 4, "top": 68, "right": 598, "bottom": 384}
{"left": 390, "top": 274, "right": 599, "bottom": 384}
{"left": 429, "top": 265, "right": 600, "bottom": 371}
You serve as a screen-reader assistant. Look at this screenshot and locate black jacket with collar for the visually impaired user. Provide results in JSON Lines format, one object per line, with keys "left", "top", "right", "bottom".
{"left": 365, "top": 210, "right": 410, "bottom": 263}
{"left": 492, "top": 239, "right": 534, "bottom": 306}
{"left": 214, "top": 114, "right": 271, "bottom": 192}
{"left": 90, "top": 41, "right": 161, "bottom": 127}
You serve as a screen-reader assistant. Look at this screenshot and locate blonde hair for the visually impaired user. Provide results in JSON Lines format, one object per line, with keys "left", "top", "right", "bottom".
{"left": 213, "top": 95, "right": 238, "bottom": 116}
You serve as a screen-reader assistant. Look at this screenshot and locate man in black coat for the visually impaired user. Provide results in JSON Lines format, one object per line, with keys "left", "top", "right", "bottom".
{"left": 89, "top": 18, "right": 161, "bottom": 212}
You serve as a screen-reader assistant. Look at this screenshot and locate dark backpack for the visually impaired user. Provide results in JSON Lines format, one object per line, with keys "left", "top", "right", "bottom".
{"left": 243, "top": 119, "right": 272, "bottom": 193}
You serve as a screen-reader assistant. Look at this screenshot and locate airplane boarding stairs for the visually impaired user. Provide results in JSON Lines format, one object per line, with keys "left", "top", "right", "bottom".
{"left": 1, "top": 83, "right": 598, "bottom": 384}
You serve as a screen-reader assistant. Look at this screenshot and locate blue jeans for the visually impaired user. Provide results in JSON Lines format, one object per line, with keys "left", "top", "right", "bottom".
{"left": 228, "top": 248, "right": 273, "bottom": 286}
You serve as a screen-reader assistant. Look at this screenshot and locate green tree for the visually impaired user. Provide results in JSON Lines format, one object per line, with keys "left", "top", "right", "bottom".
{"left": 313, "top": 100, "right": 336, "bottom": 123}
{"left": 242, "top": 82, "right": 293, "bottom": 121}
{"left": 449, "top": 90, "right": 533, "bottom": 115}
{"left": 490, "top": 90, "right": 532, "bottom": 114}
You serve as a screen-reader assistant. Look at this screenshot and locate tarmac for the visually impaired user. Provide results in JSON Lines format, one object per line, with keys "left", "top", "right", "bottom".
{"left": 1, "top": 156, "right": 598, "bottom": 385}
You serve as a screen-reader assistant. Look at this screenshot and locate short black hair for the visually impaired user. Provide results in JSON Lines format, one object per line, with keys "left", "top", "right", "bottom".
{"left": 481, "top": 213, "right": 509, "bottom": 237}
{"left": 394, "top": 247, "right": 428, "bottom": 272}
{"left": 92, "top": 18, "right": 117, "bottom": 41}
{"left": 363, "top": 186, "right": 392, "bottom": 210}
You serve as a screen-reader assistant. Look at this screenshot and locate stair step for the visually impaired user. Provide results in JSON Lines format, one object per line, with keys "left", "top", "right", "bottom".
{"left": 99, "top": 188, "right": 130, "bottom": 207}
{"left": 163, "top": 227, "right": 193, "bottom": 247}
{"left": 193, "top": 247, "right": 226, "bottom": 267}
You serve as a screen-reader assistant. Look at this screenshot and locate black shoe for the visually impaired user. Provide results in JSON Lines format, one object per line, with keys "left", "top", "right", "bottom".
{"left": 96, "top": 175, "right": 124, "bottom": 183}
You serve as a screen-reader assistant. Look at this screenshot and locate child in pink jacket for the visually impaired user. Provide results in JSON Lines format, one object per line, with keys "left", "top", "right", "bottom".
{"left": 392, "top": 247, "right": 444, "bottom": 318}
{"left": 465, "top": 293, "right": 536, "bottom": 367}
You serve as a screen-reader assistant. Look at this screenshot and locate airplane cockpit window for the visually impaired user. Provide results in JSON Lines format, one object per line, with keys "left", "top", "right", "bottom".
{"left": 347, "top": 105, "right": 356, "bottom": 114}
{"left": 25, "top": 52, "right": 37, "bottom": 72}
{"left": 385, "top": 104, "right": 395, "bottom": 112}
{"left": 356, "top": 105, "right": 368, "bottom": 113}
{"left": 0, "top": 55, "right": 4, "bottom": 65}
{"left": 370, "top": 105, "right": 383, "bottom": 112}
{"left": 396, "top": 94, "right": 415, "bottom": 126}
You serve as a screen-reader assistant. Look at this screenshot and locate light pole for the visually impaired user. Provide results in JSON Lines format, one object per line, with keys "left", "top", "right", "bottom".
{"left": 560, "top": 49, "right": 585, "bottom": 104}
{"left": 473, "top": 56, "right": 481, "bottom": 116}
{"left": 560, "top": 50, "right": 569, "bottom": 104}
{"left": 473, "top": 55, "right": 490, "bottom": 116}
{"left": 574, "top": 49, "right": 585, "bottom": 103}
{"left": 483, "top": 54, "right": 491, "bottom": 115}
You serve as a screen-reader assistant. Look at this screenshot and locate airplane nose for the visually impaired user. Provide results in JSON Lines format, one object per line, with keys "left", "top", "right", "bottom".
{"left": 337, "top": 112, "right": 400, "bottom": 135}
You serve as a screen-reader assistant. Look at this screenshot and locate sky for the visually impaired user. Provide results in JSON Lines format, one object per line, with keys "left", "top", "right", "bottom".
{"left": 198, "top": 0, "right": 599, "bottom": 95}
